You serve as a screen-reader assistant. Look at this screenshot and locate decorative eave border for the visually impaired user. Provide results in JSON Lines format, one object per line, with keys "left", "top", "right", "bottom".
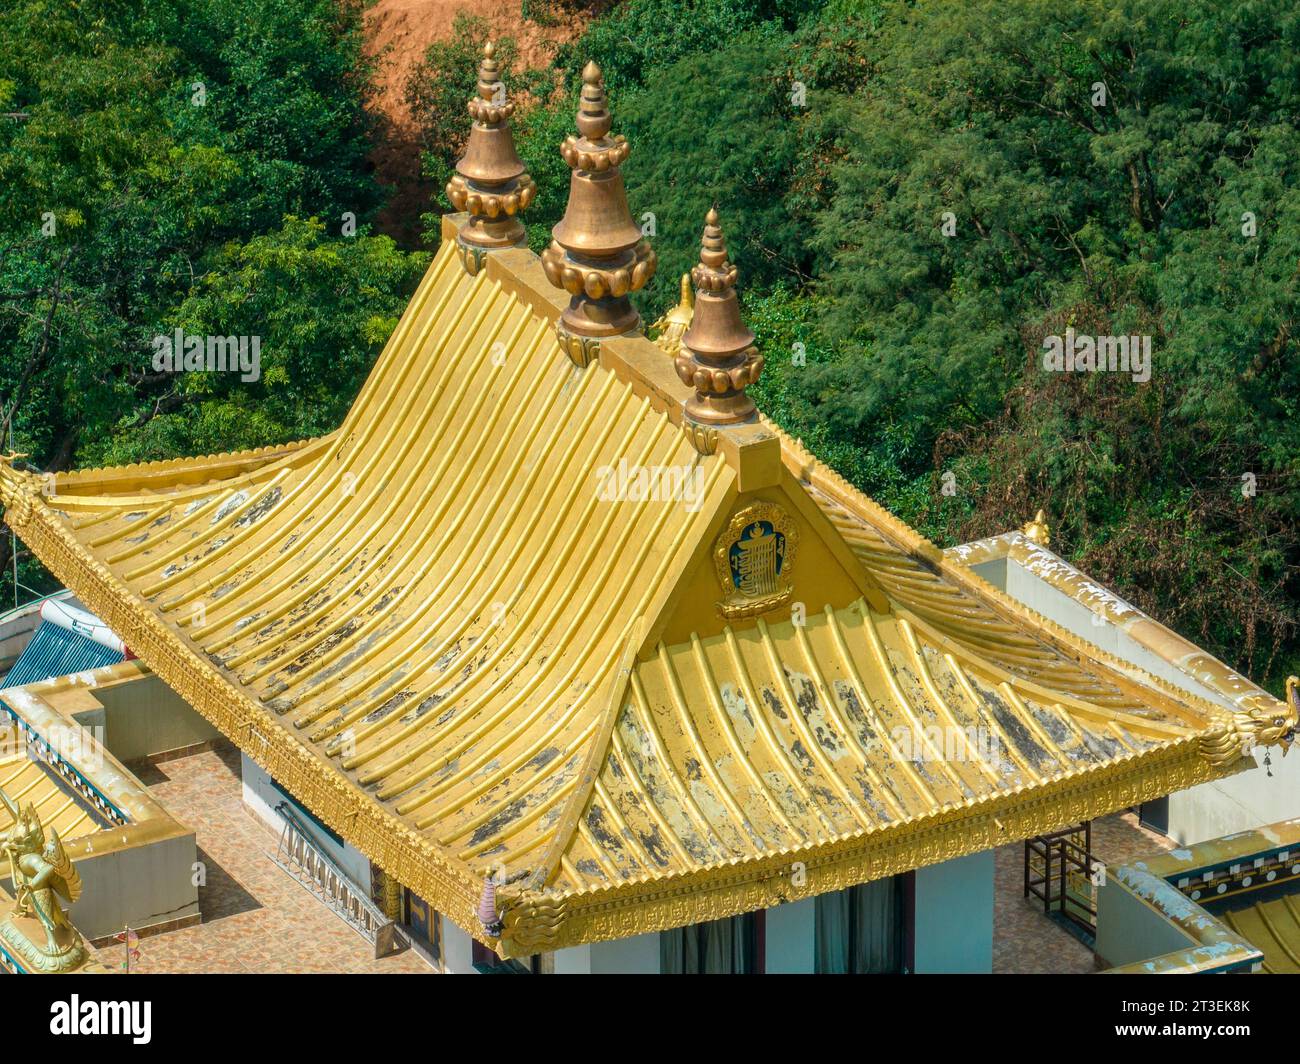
{"left": 497, "top": 730, "right": 1239, "bottom": 956}
{"left": 0, "top": 483, "right": 485, "bottom": 939}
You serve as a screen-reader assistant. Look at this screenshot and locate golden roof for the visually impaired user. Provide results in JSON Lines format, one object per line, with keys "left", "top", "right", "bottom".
{"left": 0, "top": 216, "right": 1290, "bottom": 957}
{"left": 1225, "top": 899, "right": 1300, "bottom": 973}
{"left": 0, "top": 756, "right": 101, "bottom": 845}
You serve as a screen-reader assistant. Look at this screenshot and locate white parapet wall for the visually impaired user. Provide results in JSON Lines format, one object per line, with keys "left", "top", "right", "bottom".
{"left": 85, "top": 671, "right": 224, "bottom": 763}
{"left": 70, "top": 830, "right": 200, "bottom": 942}
{"left": 0, "top": 668, "right": 201, "bottom": 941}
{"left": 956, "top": 534, "right": 1300, "bottom": 845}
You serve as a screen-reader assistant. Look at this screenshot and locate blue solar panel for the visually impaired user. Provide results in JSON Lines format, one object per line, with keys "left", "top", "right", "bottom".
{"left": 0, "top": 621, "right": 124, "bottom": 689}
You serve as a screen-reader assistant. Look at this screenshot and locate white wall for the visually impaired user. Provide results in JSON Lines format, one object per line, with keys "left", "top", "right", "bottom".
{"left": 65, "top": 833, "right": 200, "bottom": 941}
{"left": 1166, "top": 751, "right": 1300, "bottom": 845}
{"left": 765, "top": 897, "right": 816, "bottom": 973}
{"left": 1094, "top": 877, "right": 1193, "bottom": 970}
{"left": 552, "top": 944, "right": 591, "bottom": 973}
{"left": 913, "top": 851, "right": 994, "bottom": 973}
{"left": 591, "top": 931, "right": 659, "bottom": 974}
{"left": 240, "top": 751, "right": 371, "bottom": 888}
{"left": 442, "top": 917, "right": 477, "bottom": 974}
{"left": 93, "top": 673, "right": 223, "bottom": 761}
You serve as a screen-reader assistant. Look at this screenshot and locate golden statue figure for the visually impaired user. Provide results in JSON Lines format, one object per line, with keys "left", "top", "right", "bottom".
{"left": 0, "top": 786, "right": 87, "bottom": 972}
{"left": 1021, "top": 508, "right": 1051, "bottom": 547}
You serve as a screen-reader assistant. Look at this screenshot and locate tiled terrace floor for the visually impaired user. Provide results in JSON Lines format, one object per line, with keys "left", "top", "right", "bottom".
{"left": 89, "top": 743, "right": 433, "bottom": 974}
{"left": 993, "top": 810, "right": 1175, "bottom": 974}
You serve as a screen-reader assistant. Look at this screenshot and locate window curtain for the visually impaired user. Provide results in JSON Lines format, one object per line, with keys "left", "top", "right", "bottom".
{"left": 815, "top": 877, "right": 903, "bottom": 973}
{"left": 661, "top": 913, "right": 756, "bottom": 973}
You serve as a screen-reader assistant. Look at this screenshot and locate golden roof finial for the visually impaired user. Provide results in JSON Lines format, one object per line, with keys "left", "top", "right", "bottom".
{"left": 576, "top": 61, "right": 611, "bottom": 140}
{"left": 446, "top": 41, "right": 536, "bottom": 274}
{"left": 541, "top": 60, "right": 656, "bottom": 366}
{"left": 651, "top": 274, "right": 695, "bottom": 357}
{"left": 674, "top": 207, "right": 763, "bottom": 428}
{"left": 1021, "top": 508, "right": 1051, "bottom": 546}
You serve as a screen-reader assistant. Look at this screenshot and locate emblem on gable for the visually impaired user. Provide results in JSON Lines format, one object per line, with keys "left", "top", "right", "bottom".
{"left": 713, "top": 502, "right": 798, "bottom": 619}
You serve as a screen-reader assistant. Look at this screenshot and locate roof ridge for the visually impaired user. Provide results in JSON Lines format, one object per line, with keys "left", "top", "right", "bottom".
{"left": 763, "top": 420, "right": 1242, "bottom": 726}
{"left": 526, "top": 617, "right": 646, "bottom": 892}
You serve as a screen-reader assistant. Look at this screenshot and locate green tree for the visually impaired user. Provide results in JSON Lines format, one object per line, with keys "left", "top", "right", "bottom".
{"left": 406, "top": 13, "right": 522, "bottom": 218}
{"left": 804, "top": 0, "right": 1300, "bottom": 686}
{"left": 0, "top": 0, "right": 419, "bottom": 603}
{"left": 83, "top": 217, "right": 429, "bottom": 466}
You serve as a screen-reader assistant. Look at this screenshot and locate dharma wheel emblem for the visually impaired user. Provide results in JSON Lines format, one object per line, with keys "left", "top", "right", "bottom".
{"left": 713, "top": 503, "right": 798, "bottom": 619}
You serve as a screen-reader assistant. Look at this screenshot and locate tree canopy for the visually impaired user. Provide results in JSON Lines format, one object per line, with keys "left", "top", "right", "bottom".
{"left": 2, "top": 0, "right": 1295, "bottom": 692}
{"left": 0, "top": 0, "right": 425, "bottom": 598}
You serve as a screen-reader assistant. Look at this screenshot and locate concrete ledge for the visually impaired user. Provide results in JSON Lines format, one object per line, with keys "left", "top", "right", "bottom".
{"left": 0, "top": 665, "right": 202, "bottom": 940}
{"left": 88, "top": 910, "right": 202, "bottom": 948}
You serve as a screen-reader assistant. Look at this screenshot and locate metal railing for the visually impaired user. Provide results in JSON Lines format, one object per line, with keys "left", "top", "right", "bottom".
{"left": 0, "top": 700, "right": 129, "bottom": 826}
{"left": 271, "top": 801, "right": 396, "bottom": 958}
{"left": 1024, "top": 821, "right": 1098, "bottom": 939}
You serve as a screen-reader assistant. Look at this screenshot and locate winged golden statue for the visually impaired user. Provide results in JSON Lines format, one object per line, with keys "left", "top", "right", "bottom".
{"left": 0, "top": 785, "right": 86, "bottom": 971}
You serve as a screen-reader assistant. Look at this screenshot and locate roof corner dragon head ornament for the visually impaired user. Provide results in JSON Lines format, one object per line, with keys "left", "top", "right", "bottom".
{"left": 1282, "top": 676, "right": 1300, "bottom": 748}
{"left": 1198, "top": 677, "right": 1299, "bottom": 769}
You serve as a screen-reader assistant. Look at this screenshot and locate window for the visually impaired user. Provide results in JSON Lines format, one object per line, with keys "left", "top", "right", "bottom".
{"left": 815, "top": 876, "right": 907, "bottom": 973}
{"left": 402, "top": 890, "right": 441, "bottom": 965}
{"left": 269, "top": 779, "right": 342, "bottom": 845}
{"left": 660, "top": 912, "right": 761, "bottom": 974}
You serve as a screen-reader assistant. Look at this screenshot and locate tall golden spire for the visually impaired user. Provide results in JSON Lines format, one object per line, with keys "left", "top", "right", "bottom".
{"left": 446, "top": 42, "right": 536, "bottom": 274}
{"left": 675, "top": 208, "right": 763, "bottom": 431}
{"left": 541, "top": 61, "right": 656, "bottom": 366}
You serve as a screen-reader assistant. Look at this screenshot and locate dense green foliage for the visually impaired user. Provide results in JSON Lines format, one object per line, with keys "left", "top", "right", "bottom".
{"left": 1, "top": 0, "right": 1295, "bottom": 694}
{"left": 405, "top": 0, "right": 1298, "bottom": 689}
{"left": 0, "top": 0, "right": 426, "bottom": 600}
{"left": 806, "top": 0, "right": 1300, "bottom": 682}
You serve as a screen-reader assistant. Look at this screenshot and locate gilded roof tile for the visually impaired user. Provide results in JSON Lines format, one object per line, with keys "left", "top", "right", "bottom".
{"left": 0, "top": 224, "right": 1288, "bottom": 955}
